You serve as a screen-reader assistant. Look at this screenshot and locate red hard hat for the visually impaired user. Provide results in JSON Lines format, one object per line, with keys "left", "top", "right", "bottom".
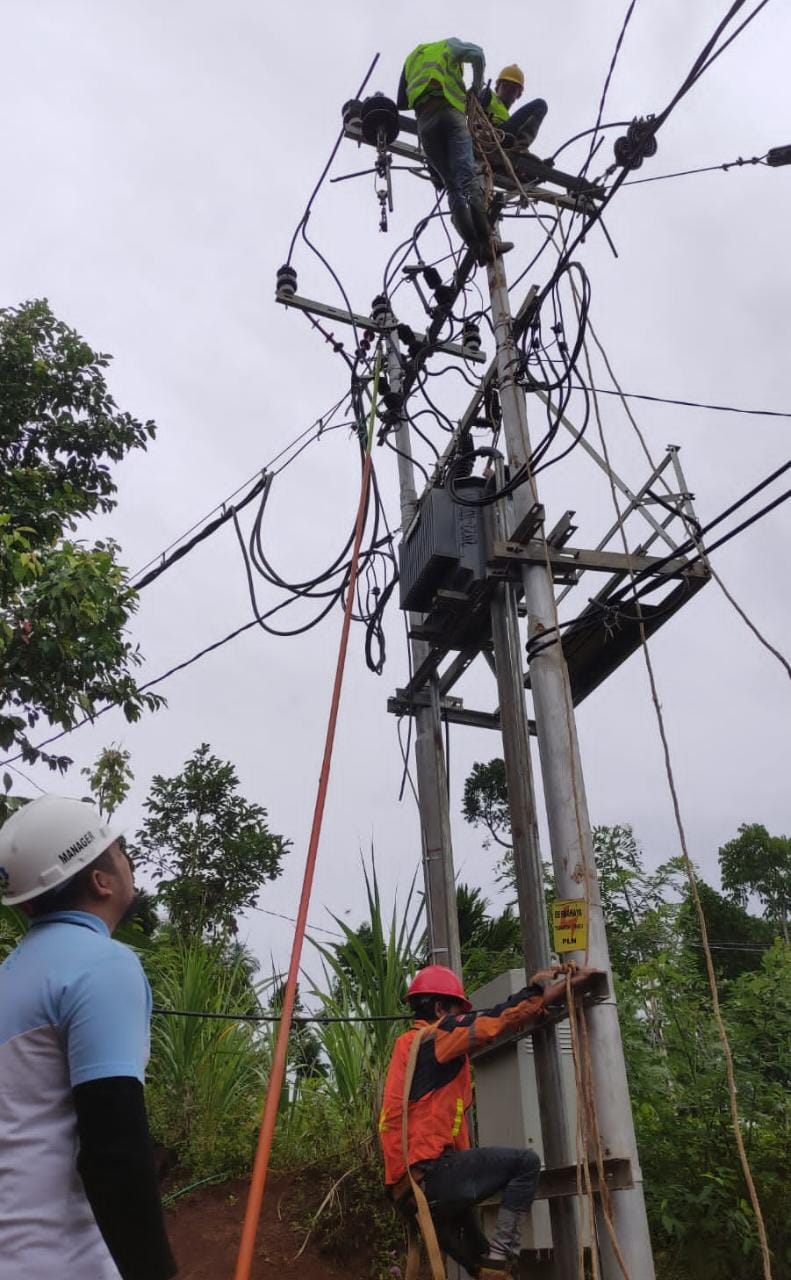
{"left": 406, "top": 965, "right": 472, "bottom": 1012}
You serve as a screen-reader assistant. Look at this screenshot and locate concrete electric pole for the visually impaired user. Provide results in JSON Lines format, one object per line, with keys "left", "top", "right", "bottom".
{"left": 485, "top": 238, "right": 656, "bottom": 1280}
{"left": 376, "top": 298, "right": 462, "bottom": 975}
{"left": 487, "top": 475, "right": 581, "bottom": 1280}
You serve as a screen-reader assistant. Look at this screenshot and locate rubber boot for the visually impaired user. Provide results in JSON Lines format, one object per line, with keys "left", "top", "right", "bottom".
{"left": 469, "top": 197, "right": 492, "bottom": 248}
{"left": 451, "top": 201, "right": 480, "bottom": 254}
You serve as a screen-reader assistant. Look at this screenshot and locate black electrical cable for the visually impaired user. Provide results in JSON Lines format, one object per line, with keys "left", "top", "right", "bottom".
{"left": 129, "top": 397, "right": 350, "bottom": 584}
{"left": 300, "top": 221, "right": 362, "bottom": 354}
{"left": 133, "top": 473, "right": 269, "bottom": 592}
{"left": 579, "top": 0, "right": 641, "bottom": 180}
{"left": 548, "top": 121, "right": 632, "bottom": 165}
{"left": 285, "top": 52, "right": 380, "bottom": 267}
{"left": 153, "top": 1007, "right": 411, "bottom": 1025}
{"left": 578, "top": 383, "right": 791, "bottom": 419}
{"left": 693, "top": 485, "right": 791, "bottom": 558}
{"left": 621, "top": 153, "right": 767, "bottom": 186}
{"left": 537, "top": 0, "right": 776, "bottom": 308}
{"left": 383, "top": 434, "right": 432, "bottom": 484}
{"left": 526, "top": 461, "right": 791, "bottom": 662}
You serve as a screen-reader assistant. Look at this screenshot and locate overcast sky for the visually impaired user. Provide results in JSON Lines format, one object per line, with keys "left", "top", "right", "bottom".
{"left": 2, "top": 1, "right": 789, "bottom": 985}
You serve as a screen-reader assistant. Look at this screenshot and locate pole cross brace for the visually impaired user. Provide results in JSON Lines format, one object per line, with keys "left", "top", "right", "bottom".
{"left": 534, "top": 1158, "right": 634, "bottom": 1201}
{"left": 489, "top": 540, "right": 708, "bottom": 584}
{"left": 387, "top": 690, "right": 521, "bottom": 733}
{"left": 343, "top": 120, "right": 601, "bottom": 210}
{"left": 275, "top": 291, "right": 486, "bottom": 363}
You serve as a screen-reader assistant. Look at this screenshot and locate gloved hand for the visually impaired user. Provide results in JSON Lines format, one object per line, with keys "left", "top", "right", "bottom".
{"left": 532, "top": 964, "right": 604, "bottom": 1006}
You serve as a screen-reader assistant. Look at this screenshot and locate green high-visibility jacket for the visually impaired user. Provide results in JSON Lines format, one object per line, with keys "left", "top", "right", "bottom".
{"left": 486, "top": 90, "right": 510, "bottom": 125}
{"left": 403, "top": 39, "right": 474, "bottom": 114}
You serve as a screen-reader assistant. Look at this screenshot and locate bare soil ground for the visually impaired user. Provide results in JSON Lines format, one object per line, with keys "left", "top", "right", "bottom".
{"left": 165, "top": 1175, "right": 380, "bottom": 1280}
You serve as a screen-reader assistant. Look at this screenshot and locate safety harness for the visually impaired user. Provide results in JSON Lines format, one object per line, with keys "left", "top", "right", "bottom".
{"left": 391, "top": 1023, "right": 447, "bottom": 1280}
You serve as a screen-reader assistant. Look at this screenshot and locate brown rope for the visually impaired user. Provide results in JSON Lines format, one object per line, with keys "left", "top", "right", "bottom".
{"left": 467, "top": 91, "right": 533, "bottom": 208}
{"left": 564, "top": 967, "right": 631, "bottom": 1279}
{"left": 577, "top": 320, "right": 774, "bottom": 1280}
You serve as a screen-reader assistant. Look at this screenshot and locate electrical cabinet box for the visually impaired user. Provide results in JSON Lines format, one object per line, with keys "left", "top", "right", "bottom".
{"left": 469, "top": 969, "right": 589, "bottom": 1260}
{"left": 398, "top": 480, "right": 488, "bottom": 613}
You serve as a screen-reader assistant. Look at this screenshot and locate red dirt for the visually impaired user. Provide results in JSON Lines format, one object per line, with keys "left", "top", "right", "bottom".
{"left": 165, "top": 1176, "right": 381, "bottom": 1280}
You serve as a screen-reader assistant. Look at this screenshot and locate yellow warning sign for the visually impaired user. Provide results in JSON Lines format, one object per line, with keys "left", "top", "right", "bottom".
{"left": 551, "top": 899, "right": 588, "bottom": 953}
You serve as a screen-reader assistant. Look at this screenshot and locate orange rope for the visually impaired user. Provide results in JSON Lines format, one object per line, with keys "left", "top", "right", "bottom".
{"left": 234, "top": 354, "right": 382, "bottom": 1280}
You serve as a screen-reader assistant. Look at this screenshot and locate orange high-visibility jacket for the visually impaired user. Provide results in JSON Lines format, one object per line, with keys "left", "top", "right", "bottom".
{"left": 378, "top": 985, "right": 546, "bottom": 1185}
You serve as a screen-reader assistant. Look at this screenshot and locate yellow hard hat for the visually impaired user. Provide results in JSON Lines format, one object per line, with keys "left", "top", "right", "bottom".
{"left": 497, "top": 64, "right": 525, "bottom": 88}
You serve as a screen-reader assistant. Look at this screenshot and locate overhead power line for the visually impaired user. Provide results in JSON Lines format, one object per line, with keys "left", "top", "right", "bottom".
{"left": 129, "top": 397, "right": 351, "bottom": 586}
{"left": 579, "top": 383, "right": 791, "bottom": 419}
{"left": 621, "top": 152, "right": 767, "bottom": 186}
{"left": 153, "top": 1006, "right": 411, "bottom": 1025}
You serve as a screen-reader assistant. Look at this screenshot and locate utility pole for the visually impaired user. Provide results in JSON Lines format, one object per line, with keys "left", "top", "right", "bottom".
{"left": 375, "top": 297, "right": 462, "bottom": 974}
{"left": 487, "top": 474, "right": 580, "bottom": 1280}
{"left": 486, "top": 244, "right": 656, "bottom": 1279}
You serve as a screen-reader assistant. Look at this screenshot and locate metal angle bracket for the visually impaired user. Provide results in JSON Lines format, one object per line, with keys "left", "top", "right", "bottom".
{"left": 535, "top": 1157, "right": 634, "bottom": 1201}
{"left": 387, "top": 690, "right": 509, "bottom": 733}
{"left": 274, "top": 291, "right": 486, "bottom": 364}
{"left": 490, "top": 539, "right": 708, "bottom": 583}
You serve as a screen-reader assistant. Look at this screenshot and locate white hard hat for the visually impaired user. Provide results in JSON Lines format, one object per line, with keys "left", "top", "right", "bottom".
{"left": 0, "top": 795, "right": 125, "bottom": 906}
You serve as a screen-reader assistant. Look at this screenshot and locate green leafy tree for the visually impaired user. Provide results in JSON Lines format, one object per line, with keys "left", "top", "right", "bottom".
{"left": 81, "top": 743, "right": 133, "bottom": 818}
{"left": 462, "top": 758, "right": 512, "bottom": 851}
{"left": 131, "top": 743, "right": 289, "bottom": 938}
{"left": 461, "top": 757, "right": 550, "bottom": 896}
{"left": 456, "top": 883, "right": 523, "bottom": 992}
{"left": 0, "top": 299, "right": 162, "bottom": 770}
{"left": 719, "top": 823, "right": 790, "bottom": 942}
{"left": 592, "top": 825, "right": 682, "bottom": 976}
{"left": 678, "top": 880, "right": 776, "bottom": 982}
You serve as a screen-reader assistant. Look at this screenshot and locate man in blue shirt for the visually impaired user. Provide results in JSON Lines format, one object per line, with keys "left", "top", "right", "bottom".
{"left": 0, "top": 794, "right": 176, "bottom": 1280}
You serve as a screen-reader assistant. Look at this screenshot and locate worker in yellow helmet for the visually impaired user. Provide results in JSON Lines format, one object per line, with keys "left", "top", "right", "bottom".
{"left": 480, "top": 64, "right": 548, "bottom": 152}
{"left": 397, "top": 39, "right": 512, "bottom": 265}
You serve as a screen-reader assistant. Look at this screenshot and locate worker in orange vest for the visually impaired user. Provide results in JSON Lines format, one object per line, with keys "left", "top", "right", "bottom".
{"left": 379, "top": 963, "right": 599, "bottom": 1273}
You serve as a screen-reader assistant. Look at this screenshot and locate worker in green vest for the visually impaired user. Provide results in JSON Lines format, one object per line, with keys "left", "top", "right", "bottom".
{"left": 396, "top": 38, "right": 509, "bottom": 265}
{"left": 480, "top": 64, "right": 548, "bottom": 152}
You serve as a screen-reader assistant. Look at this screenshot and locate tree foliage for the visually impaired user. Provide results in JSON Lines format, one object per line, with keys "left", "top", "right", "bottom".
{"left": 460, "top": 758, "right": 789, "bottom": 1276}
{"left": 0, "top": 299, "right": 162, "bottom": 769}
{"left": 81, "top": 743, "right": 134, "bottom": 818}
{"left": 719, "top": 822, "right": 790, "bottom": 942}
{"left": 131, "top": 743, "right": 289, "bottom": 938}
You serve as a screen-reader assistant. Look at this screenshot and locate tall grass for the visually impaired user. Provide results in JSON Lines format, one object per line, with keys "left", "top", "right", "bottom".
{"left": 305, "top": 861, "right": 422, "bottom": 1142}
{"left": 145, "top": 938, "right": 266, "bottom": 1177}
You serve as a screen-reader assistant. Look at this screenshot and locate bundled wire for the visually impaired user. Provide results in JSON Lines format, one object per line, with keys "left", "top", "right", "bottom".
{"left": 232, "top": 413, "right": 399, "bottom": 672}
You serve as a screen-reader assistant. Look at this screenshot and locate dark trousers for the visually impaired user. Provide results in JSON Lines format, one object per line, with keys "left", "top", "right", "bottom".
{"left": 422, "top": 1146, "right": 541, "bottom": 1216}
{"left": 502, "top": 97, "right": 548, "bottom": 146}
{"left": 416, "top": 102, "right": 484, "bottom": 216}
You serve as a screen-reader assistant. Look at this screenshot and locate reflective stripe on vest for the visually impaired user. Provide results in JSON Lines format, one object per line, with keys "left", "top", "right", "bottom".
{"left": 487, "top": 91, "right": 510, "bottom": 125}
{"left": 379, "top": 1026, "right": 473, "bottom": 1184}
{"left": 404, "top": 40, "right": 467, "bottom": 114}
